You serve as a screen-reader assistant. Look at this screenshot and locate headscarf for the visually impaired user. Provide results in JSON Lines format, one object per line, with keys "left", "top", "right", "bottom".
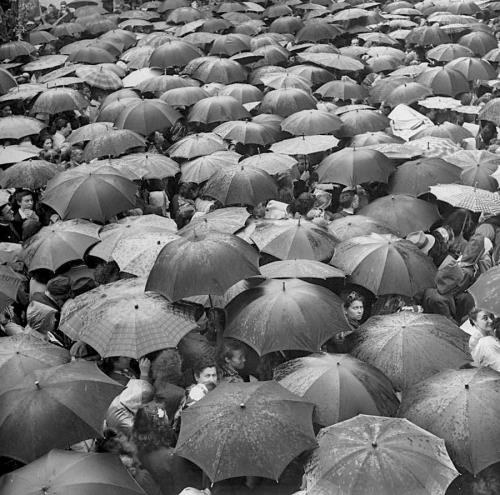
{"left": 25, "top": 300, "right": 57, "bottom": 335}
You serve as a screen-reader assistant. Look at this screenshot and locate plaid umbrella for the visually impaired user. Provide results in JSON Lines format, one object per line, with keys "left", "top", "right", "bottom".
{"left": 429, "top": 184, "right": 500, "bottom": 214}
{"left": 75, "top": 66, "right": 123, "bottom": 90}
{"left": 60, "top": 278, "right": 197, "bottom": 359}
{"left": 112, "top": 232, "right": 180, "bottom": 277}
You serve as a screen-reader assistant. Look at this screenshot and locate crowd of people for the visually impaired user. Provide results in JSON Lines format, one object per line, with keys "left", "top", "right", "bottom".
{"left": 3, "top": 0, "right": 500, "bottom": 493}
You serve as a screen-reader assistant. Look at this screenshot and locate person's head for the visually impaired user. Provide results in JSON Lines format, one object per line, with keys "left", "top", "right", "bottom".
{"left": 110, "top": 356, "right": 132, "bottom": 371}
{"left": 193, "top": 360, "right": 218, "bottom": 387}
{"left": 469, "top": 308, "right": 495, "bottom": 334}
{"left": 54, "top": 118, "right": 71, "bottom": 137}
{"left": 0, "top": 203, "right": 14, "bottom": 223}
{"left": 338, "top": 188, "right": 359, "bottom": 210}
{"left": 217, "top": 339, "right": 246, "bottom": 371}
{"left": 69, "top": 146, "right": 83, "bottom": 164}
{"left": 344, "top": 291, "right": 365, "bottom": 322}
{"left": 444, "top": 209, "right": 477, "bottom": 240}
{"left": 46, "top": 275, "right": 72, "bottom": 306}
{"left": 0, "top": 106, "right": 12, "bottom": 117}
{"left": 42, "top": 137, "right": 53, "bottom": 151}
{"left": 48, "top": 3, "right": 57, "bottom": 13}
{"left": 132, "top": 401, "right": 176, "bottom": 453}
{"left": 16, "top": 190, "right": 34, "bottom": 211}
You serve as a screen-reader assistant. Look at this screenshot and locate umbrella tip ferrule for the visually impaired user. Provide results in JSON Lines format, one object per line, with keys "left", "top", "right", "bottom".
{"left": 134, "top": 304, "right": 139, "bottom": 309}
{"left": 35, "top": 380, "right": 41, "bottom": 390}
{"left": 465, "top": 383, "right": 469, "bottom": 390}
{"left": 282, "top": 281, "right": 286, "bottom": 292}
{"left": 239, "top": 402, "right": 246, "bottom": 409}
{"left": 371, "top": 442, "right": 377, "bottom": 448}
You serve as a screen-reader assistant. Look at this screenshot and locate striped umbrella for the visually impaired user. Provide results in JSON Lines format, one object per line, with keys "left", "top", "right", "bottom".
{"left": 75, "top": 66, "right": 123, "bottom": 90}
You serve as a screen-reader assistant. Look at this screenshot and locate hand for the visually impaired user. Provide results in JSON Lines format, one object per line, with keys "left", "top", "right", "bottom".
{"left": 139, "top": 357, "right": 151, "bottom": 377}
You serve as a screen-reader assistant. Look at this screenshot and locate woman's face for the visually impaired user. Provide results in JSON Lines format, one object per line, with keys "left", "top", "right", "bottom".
{"left": 346, "top": 300, "right": 364, "bottom": 321}
{"left": 225, "top": 349, "right": 246, "bottom": 370}
{"left": 473, "top": 311, "right": 494, "bottom": 334}
{"left": 43, "top": 138, "right": 52, "bottom": 150}
{"left": 19, "top": 194, "right": 33, "bottom": 211}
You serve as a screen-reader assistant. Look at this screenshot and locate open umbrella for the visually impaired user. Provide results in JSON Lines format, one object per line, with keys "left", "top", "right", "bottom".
{"left": 280, "top": 109, "right": 342, "bottom": 136}
{"left": 411, "top": 122, "right": 472, "bottom": 144}
{"left": 203, "top": 165, "right": 278, "bottom": 206}
{"left": 416, "top": 66, "right": 469, "bottom": 97}
{"left": 388, "top": 157, "right": 462, "bottom": 197}
{"left": 478, "top": 98, "right": 500, "bottom": 127}
{"left": 0, "top": 116, "right": 45, "bottom": 140}
{"left": 0, "top": 361, "right": 122, "bottom": 463}
{"left": 297, "top": 52, "right": 364, "bottom": 72}
{"left": 260, "top": 259, "right": 344, "bottom": 280}
{"left": 184, "top": 56, "right": 247, "bottom": 84}
{"left": 169, "top": 132, "right": 227, "bottom": 159}
{"left": 0, "top": 160, "right": 60, "bottom": 190}
{"left": 178, "top": 207, "right": 250, "bottom": 236}
{"left": 317, "top": 148, "right": 394, "bottom": 187}
{"left": 0, "top": 449, "right": 146, "bottom": 495}
{"left": 0, "top": 265, "right": 25, "bottom": 312}
{"left": 359, "top": 195, "right": 441, "bottom": 236}
{"left": 176, "top": 381, "right": 316, "bottom": 482}
{"left": 274, "top": 353, "right": 399, "bottom": 427}
{"left": 260, "top": 88, "right": 317, "bottom": 118}
{"left": 269, "top": 135, "right": 339, "bottom": 155}
{"left": 113, "top": 153, "right": 180, "bottom": 180}
{"left": 445, "top": 57, "right": 496, "bottom": 81}
{"left": 23, "top": 55, "right": 68, "bottom": 73}
{"left": 213, "top": 120, "right": 276, "bottom": 145}
{"left": 180, "top": 150, "right": 240, "bottom": 183}
{"left": 115, "top": 98, "right": 181, "bottom": 135}
{"left": 22, "top": 219, "right": 101, "bottom": 272}
{"left": 338, "top": 109, "right": 390, "bottom": 138}
{"left": 160, "top": 86, "right": 209, "bottom": 107}
{"left": 137, "top": 74, "right": 199, "bottom": 95}
{"left": 0, "top": 335, "right": 70, "bottom": 391}
{"left": 82, "top": 129, "right": 146, "bottom": 161}
{"left": 89, "top": 215, "right": 175, "bottom": 261}
{"left": 31, "top": 88, "right": 89, "bottom": 115}
{"left": 330, "top": 233, "right": 436, "bottom": 297}
{"left": 328, "top": 215, "right": 397, "bottom": 242}
{"left": 225, "top": 278, "right": 349, "bottom": 355}
{"left": 316, "top": 78, "right": 367, "bottom": 100}
{"left": 0, "top": 145, "right": 40, "bottom": 166}
{"left": 0, "top": 41, "right": 36, "bottom": 60}
{"left": 0, "top": 68, "right": 17, "bottom": 95}
{"left": 149, "top": 39, "right": 203, "bottom": 69}
{"left": 75, "top": 66, "right": 123, "bottom": 90}
{"left": 399, "top": 367, "right": 500, "bottom": 475}
{"left": 385, "top": 82, "right": 433, "bottom": 107}
{"left": 429, "top": 184, "right": 500, "bottom": 215}
{"left": 461, "top": 161, "right": 498, "bottom": 192}
{"left": 112, "top": 232, "right": 180, "bottom": 277}
{"left": 42, "top": 166, "right": 137, "bottom": 223}
{"left": 469, "top": 266, "right": 500, "bottom": 316}
{"left": 303, "top": 415, "right": 459, "bottom": 495}
{"left": 146, "top": 231, "right": 261, "bottom": 301}
{"left": 188, "top": 95, "right": 250, "bottom": 124}
{"left": 67, "top": 122, "right": 115, "bottom": 144}
{"left": 406, "top": 25, "right": 451, "bottom": 46}
{"left": 239, "top": 152, "right": 297, "bottom": 176}
{"left": 250, "top": 218, "right": 338, "bottom": 261}
{"left": 60, "top": 278, "right": 196, "bottom": 359}
{"left": 352, "top": 312, "right": 470, "bottom": 391}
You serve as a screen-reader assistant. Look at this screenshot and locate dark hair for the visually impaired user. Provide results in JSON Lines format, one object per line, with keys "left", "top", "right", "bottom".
{"left": 15, "top": 190, "right": 33, "bottom": 206}
{"left": 216, "top": 338, "right": 245, "bottom": 369}
{"left": 344, "top": 291, "right": 364, "bottom": 310}
{"left": 468, "top": 308, "right": 493, "bottom": 325}
{"left": 193, "top": 358, "right": 216, "bottom": 379}
{"left": 53, "top": 118, "right": 68, "bottom": 132}
{"left": 132, "top": 401, "right": 177, "bottom": 453}
{"left": 338, "top": 191, "right": 356, "bottom": 209}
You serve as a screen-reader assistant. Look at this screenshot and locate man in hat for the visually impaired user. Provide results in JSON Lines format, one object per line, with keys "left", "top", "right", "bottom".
{"left": 406, "top": 231, "right": 436, "bottom": 255}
